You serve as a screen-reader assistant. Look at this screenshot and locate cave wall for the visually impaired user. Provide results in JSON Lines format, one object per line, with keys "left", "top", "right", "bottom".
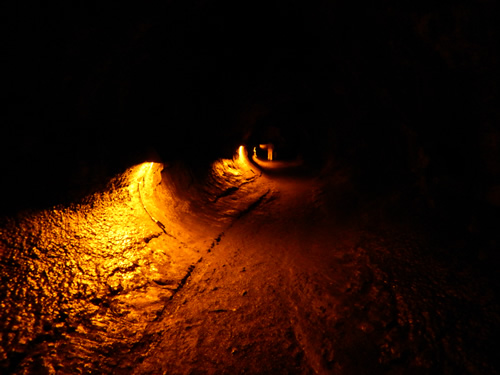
{"left": 2, "top": 0, "right": 499, "bottom": 248}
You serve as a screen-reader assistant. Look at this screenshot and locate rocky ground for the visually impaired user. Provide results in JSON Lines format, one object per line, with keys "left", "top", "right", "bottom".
{"left": 1, "top": 149, "right": 499, "bottom": 374}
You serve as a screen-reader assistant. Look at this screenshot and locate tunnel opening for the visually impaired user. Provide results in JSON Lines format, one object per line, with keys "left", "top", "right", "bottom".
{"left": 244, "top": 100, "right": 325, "bottom": 167}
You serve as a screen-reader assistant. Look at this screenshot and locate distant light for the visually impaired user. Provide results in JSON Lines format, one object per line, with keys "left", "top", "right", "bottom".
{"left": 259, "top": 143, "right": 274, "bottom": 161}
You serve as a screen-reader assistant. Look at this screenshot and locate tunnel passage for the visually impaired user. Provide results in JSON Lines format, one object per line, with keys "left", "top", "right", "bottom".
{"left": 244, "top": 100, "right": 318, "bottom": 164}
{"left": 2, "top": 0, "right": 500, "bottom": 373}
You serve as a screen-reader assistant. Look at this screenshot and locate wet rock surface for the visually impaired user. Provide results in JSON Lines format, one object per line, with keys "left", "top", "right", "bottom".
{"left": 0, "top": 165, "right": 186, "bottom": 373}
{"left": 0, "top": 154, "right": 265, "bottom": 373}
{"left": 1, "top": 152, "right": 499, "bottom": 374}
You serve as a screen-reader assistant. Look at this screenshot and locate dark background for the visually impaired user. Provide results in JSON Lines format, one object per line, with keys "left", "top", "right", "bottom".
{"left": 2, "top": 1, "right": 500, "bottom": 260}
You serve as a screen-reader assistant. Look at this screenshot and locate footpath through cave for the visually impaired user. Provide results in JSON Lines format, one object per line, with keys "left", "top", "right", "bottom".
{"left": 1, "top": 147, "right": 499, "bottom": 374}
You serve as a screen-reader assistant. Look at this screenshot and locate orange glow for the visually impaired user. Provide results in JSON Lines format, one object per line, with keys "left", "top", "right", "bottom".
{"left": 0, "top": 160, "right": 194, "bottom": 355}
{"left": 211, "top": 146, "right": 256, "bottom": 180}
{"left": 0, "top": 155, "right": 265, "bottom": 370}
{"left": 234, "top": 145, "right": 257, "bottom": 174}
{"left": 258, "top": 143, "right": 274, "bottom": 161}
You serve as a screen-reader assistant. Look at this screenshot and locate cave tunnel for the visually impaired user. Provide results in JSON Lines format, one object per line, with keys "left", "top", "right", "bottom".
{"left": 2, "top": 1, "right": 500, "bottom": 374}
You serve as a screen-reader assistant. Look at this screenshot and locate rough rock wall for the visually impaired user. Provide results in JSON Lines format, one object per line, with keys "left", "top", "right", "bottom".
{"left": 2, "top": 0, "right": 499, "bottom": 250}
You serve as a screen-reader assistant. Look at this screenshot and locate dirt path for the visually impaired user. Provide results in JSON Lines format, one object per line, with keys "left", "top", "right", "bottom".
{"left": 133, "top": 169, "right": 499, "bottom": 374}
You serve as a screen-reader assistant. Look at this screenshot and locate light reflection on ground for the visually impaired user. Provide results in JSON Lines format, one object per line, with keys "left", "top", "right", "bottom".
{"left": 1, "top": 147, "right": 499, "bottom": 374}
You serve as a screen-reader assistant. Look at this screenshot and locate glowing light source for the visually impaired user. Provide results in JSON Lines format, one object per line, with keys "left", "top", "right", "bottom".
{"left": 235, "top": 145, "right": 255, "bottom": 173}
{"left": 259, "top": 143, "right": 274, "bottom": 161}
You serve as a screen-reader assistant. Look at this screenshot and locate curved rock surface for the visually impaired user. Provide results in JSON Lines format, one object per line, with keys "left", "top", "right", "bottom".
{"left": 1, "top": 149, "right": 498, "bottom": 374}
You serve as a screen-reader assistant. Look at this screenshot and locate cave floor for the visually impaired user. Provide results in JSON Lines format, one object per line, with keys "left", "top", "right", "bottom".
{"left": 1, "top": 156, "right": 499, "bottom": 374}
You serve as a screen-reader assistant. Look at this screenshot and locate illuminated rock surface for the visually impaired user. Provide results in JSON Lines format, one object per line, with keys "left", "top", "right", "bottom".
{"left": 2, "top": 2, "right": 500, "bottom": 373}
{"left": 1, "top": 150, "right": 498, "bottom": 374}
